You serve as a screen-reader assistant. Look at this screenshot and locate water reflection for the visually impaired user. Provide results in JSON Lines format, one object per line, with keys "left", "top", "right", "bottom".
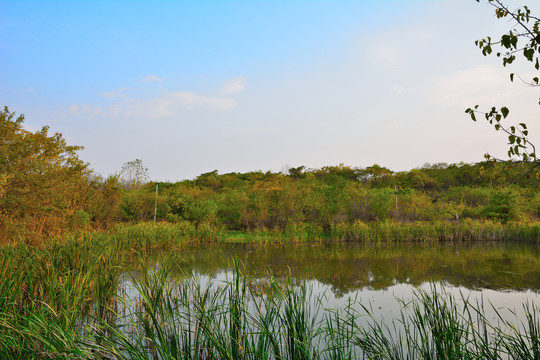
{"left": 107, "top": 242, "right": 540, "bottom": 358}
{"left": 167, "top": 241, "right": 540, "bottom": 295}
{"left": 130, "top": 240, "right": 540, "bottom": 327}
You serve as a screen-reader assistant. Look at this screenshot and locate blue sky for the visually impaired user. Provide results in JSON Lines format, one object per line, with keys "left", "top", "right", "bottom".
{"left": 2, "top": 0, "right": 539, "bottom": 181}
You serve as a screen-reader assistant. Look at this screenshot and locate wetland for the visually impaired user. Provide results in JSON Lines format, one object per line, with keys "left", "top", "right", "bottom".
{"left": 3, "top": 225, "right": 539, "bottom": 359}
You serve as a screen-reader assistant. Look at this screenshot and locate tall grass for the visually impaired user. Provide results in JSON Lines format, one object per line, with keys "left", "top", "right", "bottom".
{"left": 2, "top": 253, "right": 540, "bottom": 359}
{"left": 330, "top": 219, "right": 540, "bottom": 243}
{"left": 87, "top": 261, "right": 540, "bottom": 359}
{"left": 354, "top": 286, "right": 540, "bottom": 359}
{"left": 1, "top": 221, "right": 539, "bottom": 358}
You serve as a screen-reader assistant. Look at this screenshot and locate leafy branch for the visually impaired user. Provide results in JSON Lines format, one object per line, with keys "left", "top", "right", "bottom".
{"left": 465, "top": 105, "right": 537, "bottom": 163}
{"left": 469, "top": 0, "right": 539, "bottom": 166}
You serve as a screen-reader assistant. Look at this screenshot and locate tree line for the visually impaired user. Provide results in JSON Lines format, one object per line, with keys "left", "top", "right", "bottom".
{"left": 1, "top": 106, "right": 538, "bottom": 243}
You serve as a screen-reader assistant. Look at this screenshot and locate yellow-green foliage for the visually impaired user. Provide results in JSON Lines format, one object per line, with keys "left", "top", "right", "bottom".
{"left": 127, "top": 163, "right": 539, "bottom": 233}
{"left": 2, "top": 105, "right": 539, "bottom": 243}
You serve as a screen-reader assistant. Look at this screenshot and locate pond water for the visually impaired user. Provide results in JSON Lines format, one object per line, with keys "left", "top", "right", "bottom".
{"left": 109, "top": 240, "right": 540, "bottom": 358}
{"left": 167, "top": 241, "right": 540, "bottom": 293}
{"left": 120, "top": 240, "right": 540, "bottom": 324}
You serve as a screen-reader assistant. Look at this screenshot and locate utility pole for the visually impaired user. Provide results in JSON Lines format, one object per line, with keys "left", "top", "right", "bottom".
{"left": 395, "top": 185, "right": 398, "bottom": 211}
{"left": 154, "top": 184, "right": 158, "bottom": 222}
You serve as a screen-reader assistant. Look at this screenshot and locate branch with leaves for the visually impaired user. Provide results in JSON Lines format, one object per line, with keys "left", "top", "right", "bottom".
{"left": 468, "top": 0, "right": 539, "bottom": 165}
{"left": 466, "top": 105, "right": 536, "bottom": 161}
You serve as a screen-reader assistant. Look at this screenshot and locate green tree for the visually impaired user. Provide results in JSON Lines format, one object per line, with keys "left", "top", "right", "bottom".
{"left": 467, "top": 0, "right": 539, "bottom": 164}
{"left": 0, "top": 107, "right": 89, "bottom": 241}
{"left": 86, "top": 175, "right": 122, "bottom": 227}
{"left": 480, "top": 189, "right": 524, "bottom": 222}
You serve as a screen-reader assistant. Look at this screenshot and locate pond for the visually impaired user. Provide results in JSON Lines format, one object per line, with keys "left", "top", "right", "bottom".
{"left": 166, "top": 240, "right": 540, "bottom": 293}
{"left": 103, "top": 240, "right": 540, "bottom": 358}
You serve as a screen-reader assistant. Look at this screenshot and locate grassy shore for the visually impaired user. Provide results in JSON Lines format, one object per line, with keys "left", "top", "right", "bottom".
{"left": 69, "top": 218, "right": 539, "bottom": 244}
{"left": 0, "top": 220, "right": 539, "bottom": 358}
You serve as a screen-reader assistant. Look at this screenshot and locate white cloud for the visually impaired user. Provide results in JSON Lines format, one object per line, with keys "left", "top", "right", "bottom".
{"left": 169, "top": 91, "right": 237, "bottom": 110}
{"left": 67, "top": 104, "right": 102, "bottom": 116}
{"left": 100, "top": 87, "right": 130, "bottom": 98}
{"left": 28, "top": 86, "right": 34, "bottom": 93}
{"left": 142, "top": 75, "right": 164, "bottom": 83}
{"left": 68, "top": 105, "right": 79, "bottom": 115}
{"left": 68, "top": 81, "right": 239, "bottom": 119}
{"left": 110, "top": 105, "right": 121, "bottom": 116}
{"left": 120, "top": 91, "right": 237, "bottom": 118}
{"left": 218, "top": 77, "right": 246, "bottom": 95}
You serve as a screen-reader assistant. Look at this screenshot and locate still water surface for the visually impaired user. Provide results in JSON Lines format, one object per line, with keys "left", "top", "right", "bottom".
{"left": 123, "top": 241, "right": 540, "bottom": 324}
{"left": 105, "top": 240, "right": 540, "bottom": 358}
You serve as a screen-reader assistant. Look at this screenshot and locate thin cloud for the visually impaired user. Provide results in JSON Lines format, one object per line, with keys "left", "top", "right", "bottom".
{"left": 67, "top": 105, "right": 102, "bottom": 116}
{"left": 68, "top": 105, "right": 79, "bottom": 115}
{"left": 142, "top": 75, "right": 164, "bottom": 83}
{"left": 68, "top": 81, "right": 238, "bottom": 119}
{"left": 120, "top": 91, "right": 237, "bottom": 118}
{"left": 100, "top": 87, "right": 130, "bottom": 98}
{"left": 169, "top": 91, "right": 237, "bottom": 110}
{"left": 218, "top": 77, "right": 246, "bottom": 95}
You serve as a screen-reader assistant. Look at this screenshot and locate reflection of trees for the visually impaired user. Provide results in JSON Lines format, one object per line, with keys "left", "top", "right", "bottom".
{"left": 166, "top": 242, "right": 540, "bottom": 297}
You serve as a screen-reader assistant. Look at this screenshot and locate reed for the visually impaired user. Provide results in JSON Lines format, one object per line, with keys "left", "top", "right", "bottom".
{"left": 330, "top": 219, "right": 540, "bottom": 243}
{"left": 1, "top": 221, "right": 539, "bottom": 358}
{"left": 89, "top": 263, "right": 540, "bottom": 360}
{"left": 2, "top": 255, "right": 540, "bottom": 359}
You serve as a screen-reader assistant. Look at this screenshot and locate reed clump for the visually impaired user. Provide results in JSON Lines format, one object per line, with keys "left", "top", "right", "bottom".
{"left": 1, "top": 222, "right": 539, "bottom": 358}
{"left": 3, "top": 250, "right": 540, "bottom": 359}
{"left": 329, "top": 219, "right": 539, "bottom": 243}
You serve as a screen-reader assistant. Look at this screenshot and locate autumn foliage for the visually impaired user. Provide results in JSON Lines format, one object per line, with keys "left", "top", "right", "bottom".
{"left": 1, "top": 107, "right": 539, "bottom": 243}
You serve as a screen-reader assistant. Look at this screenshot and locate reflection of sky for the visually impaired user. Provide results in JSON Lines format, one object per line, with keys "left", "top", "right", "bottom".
{"left": 112, "top": 240, "right": 540, "bottom": 347}
{"left": 117, "top": 268, "right": 540, "bottom": 336}
{"left": 301, "top": 279, "right": 540, "bottom": 330}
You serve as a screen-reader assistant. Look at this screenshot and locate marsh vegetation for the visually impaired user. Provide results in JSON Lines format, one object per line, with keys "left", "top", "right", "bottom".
{"left": 1, "top": 225, "right": 539, "bottom": 359}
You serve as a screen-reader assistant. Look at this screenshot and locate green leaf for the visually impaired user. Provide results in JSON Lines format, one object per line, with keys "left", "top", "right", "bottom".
{"left": 519, "top": 123, "right": 527, "bottom": 129}
{"left": 465, "top": 108, "right": 474, "bottom": 120}
{"left": 510, "top": 73, "right": 515, "bottom": 82}
{"left": 509, "top": 135, "right": 516, "bottom": 144}
{"left": 524, "top": 48, "right": 535, "bottom": 61}
{"left": 501, "top": 107, "right": 509, "bottom": 118}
